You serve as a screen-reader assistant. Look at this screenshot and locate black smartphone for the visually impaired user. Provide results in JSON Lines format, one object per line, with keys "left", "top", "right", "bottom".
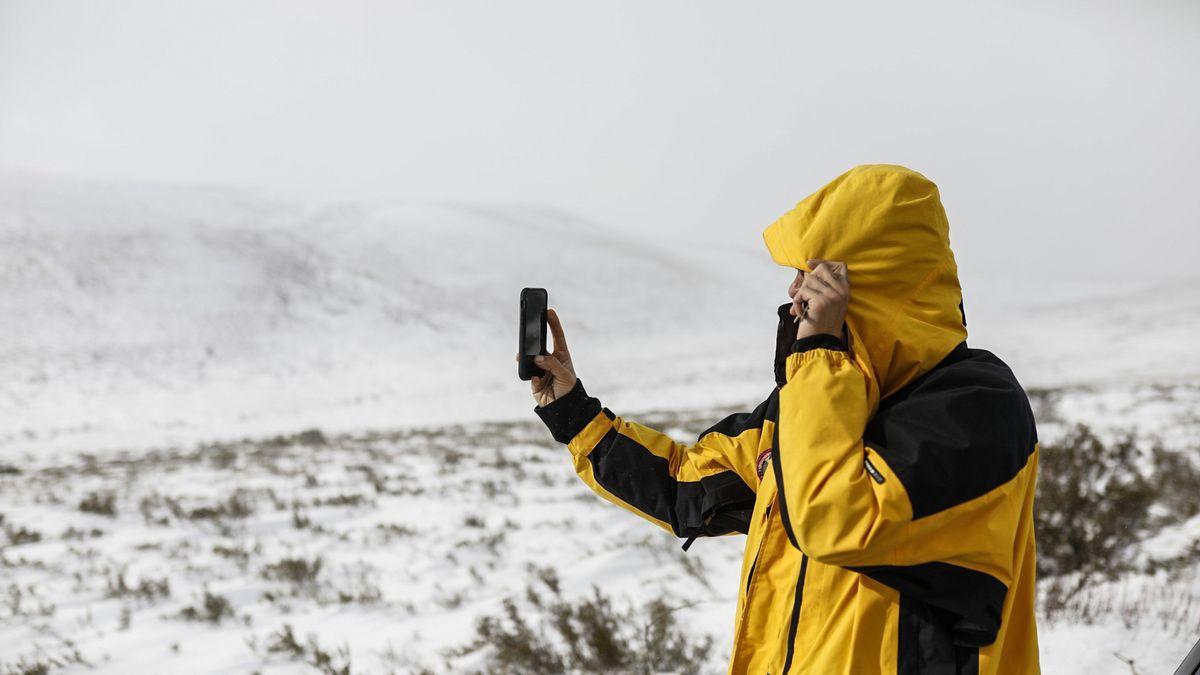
{"left": 518, "top": 287, "right": 549, "bottom": 381}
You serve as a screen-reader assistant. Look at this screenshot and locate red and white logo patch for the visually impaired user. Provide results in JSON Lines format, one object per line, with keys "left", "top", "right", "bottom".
{"left": 756, "top": 449, "right": 773, "bottom": 479}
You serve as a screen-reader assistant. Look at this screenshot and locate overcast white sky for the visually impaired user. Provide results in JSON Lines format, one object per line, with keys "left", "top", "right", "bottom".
{"left": 2, "top": 0, "right": 1197, "bottom": 279}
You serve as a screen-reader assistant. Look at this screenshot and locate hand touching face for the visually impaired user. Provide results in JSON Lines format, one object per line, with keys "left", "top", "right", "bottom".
{"left": 789, "top": 258, "right": 850, "bottom": 341}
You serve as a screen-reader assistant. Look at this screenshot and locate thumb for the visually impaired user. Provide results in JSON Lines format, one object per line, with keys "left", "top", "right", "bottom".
{"left": 536, "top": 354, "right": 573, "bottom": 381}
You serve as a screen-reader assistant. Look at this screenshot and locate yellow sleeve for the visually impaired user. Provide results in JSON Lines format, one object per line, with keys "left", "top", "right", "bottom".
{"left": 535, "top": 377, "right": 769, "bottom": 546}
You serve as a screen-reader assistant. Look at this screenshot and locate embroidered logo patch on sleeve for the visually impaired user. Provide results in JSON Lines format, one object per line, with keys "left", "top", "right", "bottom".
{"left": 756, "top": 449, "right": 772, "bottom": 479}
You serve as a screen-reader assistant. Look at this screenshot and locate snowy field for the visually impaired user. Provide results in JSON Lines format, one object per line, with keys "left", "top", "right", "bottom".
{"left": 3, "top": 383, "right": 1200, "bottom": 674}
{"left": 2, "top": 173, "right": 1200, "bottom": 673}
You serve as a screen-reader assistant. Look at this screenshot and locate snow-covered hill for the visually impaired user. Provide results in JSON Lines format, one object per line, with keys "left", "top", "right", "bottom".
{"left": 2, "top": 172, "right": 1200, "bottom": 674}
{"left": 2, "top": 171, "right": 1198, "bottom": 463}
{"left": 0, "top": 173, "right": 779, "bottom": 461}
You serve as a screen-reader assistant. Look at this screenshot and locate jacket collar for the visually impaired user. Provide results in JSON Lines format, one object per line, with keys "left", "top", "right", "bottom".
{"left": 773, "top": 301, "right": 968, "bottom": 391}
{"left": 774, "top": 302, "right": 796, "bottom": 387}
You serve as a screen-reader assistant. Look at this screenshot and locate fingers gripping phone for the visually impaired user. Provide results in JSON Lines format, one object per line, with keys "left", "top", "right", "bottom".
{"left": 518, "top": 288, "right": 549, "bottom": 381}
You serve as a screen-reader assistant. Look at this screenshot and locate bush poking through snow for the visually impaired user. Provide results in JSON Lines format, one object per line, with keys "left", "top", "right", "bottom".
{"left": 5, "top": 584, "right": 55, "bottom": 618}
{"left": 178, "top": 591, "right": 234, "bottom": 624}
{"left": 1034, "top": 423, "right": 1200, "bottom": 582}
{"left": 105, "top": 568, "right": 170, "bottom": 602}
{"left": 187, "top": 488, "right": 256, "bottom": 520}
{"left": 296, "top": 429, "right": 329, "bottom": 446}
{"left": 1146, "top": 445, "right": 1200, "bottom": 526}
{"left": 1036, "top": 424, "right": 1154, "bottom": 580}
{"left": 449, "top": 566, "right": 713, "bottom": 674}
{"left": 262, "top": 556, "right": 324, "bottom": 585}
{"left": 78, "top": 491, "right": 116, "bottom": 517}
{"left": 266, "top": 623, "right": 351, "bottom": 675}
{"left": 0, "top": 635, "right": 89, "bottom": 673}
{"left": 3, "top": 524, "right": 41, "bottom": 547}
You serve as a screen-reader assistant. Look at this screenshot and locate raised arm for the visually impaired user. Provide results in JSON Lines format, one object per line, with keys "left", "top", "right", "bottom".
{"left": 535, "top": 376, "right": 767, "bottom": 548}
{"left": 518, "top": 307, "right": 763, "bottom": 549}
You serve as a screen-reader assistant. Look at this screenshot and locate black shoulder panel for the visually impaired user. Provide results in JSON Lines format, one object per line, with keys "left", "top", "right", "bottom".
{"left": 863, "top": 346, "right": 1038, "bottom": 520}
{"left": 696, "top": 393, "right": 774, "bottom": 443}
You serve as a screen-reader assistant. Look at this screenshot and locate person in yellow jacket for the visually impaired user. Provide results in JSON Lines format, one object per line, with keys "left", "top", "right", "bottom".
{"left": 519, "top": 164, "right": 1040, "bottom": 674}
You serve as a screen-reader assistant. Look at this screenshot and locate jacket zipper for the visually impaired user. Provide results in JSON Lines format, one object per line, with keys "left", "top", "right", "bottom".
{"left": 780, "top": 551, "right": 808, "bottom": 675}
{"left": 745, "top": 502, "right": 771, "bottom": 596}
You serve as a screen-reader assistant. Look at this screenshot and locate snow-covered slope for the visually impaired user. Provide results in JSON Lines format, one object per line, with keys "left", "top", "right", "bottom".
{"left": 2, "top": 172, "right": 1199, "bottom": 674}
{"left": 0, "top": 173, "right": 779, "bottom": 460}
{"left": 2, "top": 171, "right": 1198, "bottom": 462}
{"left": 959, "top": 268, "right": 1200, "bottom": 389}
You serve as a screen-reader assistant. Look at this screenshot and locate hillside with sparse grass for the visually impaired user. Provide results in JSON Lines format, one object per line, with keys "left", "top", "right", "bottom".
{"left": 2, "top": 174, "right": 1200, "bottom": 674}
{"left": 2, "top": 381, "right": 1200, "bottom": 674}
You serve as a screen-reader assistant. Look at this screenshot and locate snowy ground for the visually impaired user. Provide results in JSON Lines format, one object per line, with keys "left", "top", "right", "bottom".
{"left": 3, "top": 381, "right": 1200, "bottom": 674}
{"left": 2, "top": 173, "right": 1200, "bottom": 673}
{"left": 0, "top": 410, "right": 747, "bottom": 674}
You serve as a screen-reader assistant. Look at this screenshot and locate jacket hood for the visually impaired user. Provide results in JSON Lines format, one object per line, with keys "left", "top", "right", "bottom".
{"left": 763, "top": 164, "right": 967, "bottom": 411}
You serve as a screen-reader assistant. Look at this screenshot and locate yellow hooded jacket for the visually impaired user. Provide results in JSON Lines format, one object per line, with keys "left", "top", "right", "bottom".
{"left": 534, "top": 164, "right": 1040, "bottom": 674}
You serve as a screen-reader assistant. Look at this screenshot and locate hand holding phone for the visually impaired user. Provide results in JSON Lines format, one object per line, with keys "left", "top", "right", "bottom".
{"left": 515, "top": 289, "right": 578, "bottom": 406}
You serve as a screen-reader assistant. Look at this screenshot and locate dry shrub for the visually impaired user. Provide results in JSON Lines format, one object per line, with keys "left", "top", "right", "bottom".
{"left": 266, "top": 623, "right": 350, "bottom": 675}
{"left": 105, "top": 568, "right": 170, "bottom": 601}
{"left": 78, "top": 491, "right": 116, "bottom": 517}
{"left": 179, "top": 591, "right": 234, "bottom": 623}
{"left": 450, "top": 566, "right": 712, "bottom": 674}
{"left": 262, "top": 555, "right": 323, "bottom": 585}
{"left": 1035, "top": 423, "right": 1200, "bottom": 581}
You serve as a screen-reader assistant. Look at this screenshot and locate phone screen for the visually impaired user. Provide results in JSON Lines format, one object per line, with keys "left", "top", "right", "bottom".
{"left": 518, "top": 288, "right": 548, "bottom": 381}
{"left": 521, "top": 289, "right": 547, "bottom": 356}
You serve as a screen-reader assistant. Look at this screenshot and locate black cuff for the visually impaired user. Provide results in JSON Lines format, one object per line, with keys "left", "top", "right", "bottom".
{"left": 533, "top": 378, "right": 603, "bottom": 444}
{"left": 790, "top": 331, "right": 848, "bottom": 354}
